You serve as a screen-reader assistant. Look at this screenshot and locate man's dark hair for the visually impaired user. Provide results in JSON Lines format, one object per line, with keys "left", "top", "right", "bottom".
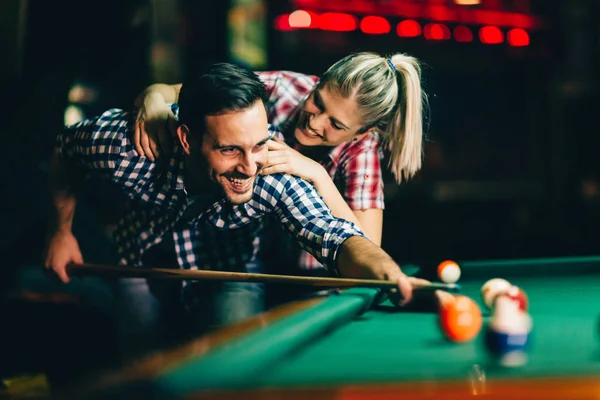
{"left": 178, "top": 62, "right": 268, "bottom": 135}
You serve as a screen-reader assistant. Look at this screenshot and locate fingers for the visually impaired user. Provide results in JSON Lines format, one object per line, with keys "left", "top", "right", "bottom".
{"left": 267, "top": 139, "right": 286, "bottom": 150}
{"left": 260, "top": 164, "right": 287, "bottom": 176}
{"left": 55, "top": 263, "right": 71, "bottom": 284}
{"left": 148, "top": 131, "right": 160, "bottom": 160}
{"left": 45, "top": 255, "right": 71, "bottom": 283}
{"left": 134, "top": 121, "right": 144, "bottom": 157}
{"left": 265, "top": 151, "right": 288, "bottom": 164}
{"left": 397, "top": 274, "right": 413, "bottom": 306}
{"left": 73, "top": 249, "right": 84, "bottom": 265}
{"left": 140, "top": 126, "right": 155, "bottom": 161}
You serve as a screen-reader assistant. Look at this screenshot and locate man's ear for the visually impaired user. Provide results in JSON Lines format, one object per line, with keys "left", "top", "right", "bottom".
{"left": 176, "top": 124, "right": 192, "bottom": 155}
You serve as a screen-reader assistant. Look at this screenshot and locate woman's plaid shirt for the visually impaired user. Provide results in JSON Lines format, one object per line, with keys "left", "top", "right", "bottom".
{"left": 258, "top": 70, "right": 385, "bottom": 270}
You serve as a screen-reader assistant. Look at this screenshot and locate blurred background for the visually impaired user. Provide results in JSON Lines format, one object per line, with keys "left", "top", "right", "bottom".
{"left": 0, "top": 0, "right": 599, "bottom": 269}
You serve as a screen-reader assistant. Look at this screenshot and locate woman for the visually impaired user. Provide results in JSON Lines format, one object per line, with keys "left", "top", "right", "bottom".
{"left": 133, "top": 51, "right": 427, "bottom": 273}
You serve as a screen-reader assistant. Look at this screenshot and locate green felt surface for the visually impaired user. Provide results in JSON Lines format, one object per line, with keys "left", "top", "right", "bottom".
{"left": 257, "top": 275, "right": 600, "bottom": 387}
{"left": 101, "top": 257, "right": 600, "bottom": 396}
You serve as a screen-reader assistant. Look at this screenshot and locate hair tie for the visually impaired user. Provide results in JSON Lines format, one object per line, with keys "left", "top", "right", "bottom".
{"left": 386, "top": 59, "right": 396, "bottom": 73}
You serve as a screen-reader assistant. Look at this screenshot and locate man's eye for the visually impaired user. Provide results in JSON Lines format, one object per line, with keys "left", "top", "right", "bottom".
{"left": 220, "top": 148, "right": 237, "bottom": 154}
{"left": 332, "top": 123, "right": 343, "bottom": 131}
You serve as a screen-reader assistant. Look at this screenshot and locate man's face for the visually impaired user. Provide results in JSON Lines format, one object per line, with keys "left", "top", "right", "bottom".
{"left": 196, "top": 100, "right": 270, "bottom": 204}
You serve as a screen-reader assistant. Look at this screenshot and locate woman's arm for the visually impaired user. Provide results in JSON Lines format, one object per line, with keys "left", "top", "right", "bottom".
{"left": 353, "top": 209, "right": 382, "bottom": 246}
{"left": 312, "top": 176, "right": 383, "bottom": 245}
{"left": 309, "top": 167, "right": 365, "bottom": 229}
{"left": 261, "top": 138, "right": 364, "bottom": 231}
{"left": 134, "top": 83, "right": 182, "bottom": 108}
{"left": 133, "top": 83, "right": 182, "bottom": 159}
{"left": 338, "top": 140, "right": 386, "bottom": 246}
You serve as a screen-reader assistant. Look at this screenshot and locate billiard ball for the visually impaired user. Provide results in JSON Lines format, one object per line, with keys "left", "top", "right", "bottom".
{"left": 438, "top": 293, "right": 482, "bottom": 343}
{"left": 498, "top": 285, "right": 529, "bottom": 312}
{"left": 485, "top": 327, "right": 530, "bottom": 367}
{"left": 438, "top": 260, "right": 461, "bottom": 284}
{"left": 484, "top": 296, "right": 533, "bottom": 367}
{"left": 481, "top": 278, "right": 512, "bottom": 310}
{"left": 493, "top": 296, "right": 533, "bottom": 333}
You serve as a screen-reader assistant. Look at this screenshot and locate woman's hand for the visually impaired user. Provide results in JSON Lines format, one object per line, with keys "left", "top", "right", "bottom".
{"left": 261, "top": 137, "right": 325, "bottom": 184}
{"left": 133, "top": 92, "right": 176, "bottom": 161}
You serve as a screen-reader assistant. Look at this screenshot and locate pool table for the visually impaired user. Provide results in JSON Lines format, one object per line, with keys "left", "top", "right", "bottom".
{"left": 78, "top": 256, "right": 600, "bottom": 400}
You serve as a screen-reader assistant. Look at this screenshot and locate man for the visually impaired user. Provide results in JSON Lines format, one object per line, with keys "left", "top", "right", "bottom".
{"left": 45, "top": 62, "right": 417, "bottom": 356}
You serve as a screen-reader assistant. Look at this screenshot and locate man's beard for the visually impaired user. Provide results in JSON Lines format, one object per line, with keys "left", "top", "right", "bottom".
{"left": 217, "top": 172, "right": 256, "bottom": 205}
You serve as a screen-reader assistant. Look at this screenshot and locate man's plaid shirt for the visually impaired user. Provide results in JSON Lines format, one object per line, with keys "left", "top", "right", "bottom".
{"left": 258, "top": 71, "right": 385, "bottom": 270}
{"left": 55, "top": 106, "right": 365, "bottom": 275}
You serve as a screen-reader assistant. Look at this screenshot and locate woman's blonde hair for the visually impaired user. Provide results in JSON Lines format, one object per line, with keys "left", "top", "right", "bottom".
{"left": 319, "top": 52, "right": 427, "bottom": 183}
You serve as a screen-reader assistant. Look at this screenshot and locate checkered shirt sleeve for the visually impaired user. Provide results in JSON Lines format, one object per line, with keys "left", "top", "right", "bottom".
{"left": 257, "top": 71, "right": 319, "bottom": 130}
{"left": 55, "top": 109, "right": 164, "bottom": 206}
{"left": 254, "top": 173, "right": 364, "bottom": 274}
{"left": 56, "top": 110, "right": 127, "bottom": 172}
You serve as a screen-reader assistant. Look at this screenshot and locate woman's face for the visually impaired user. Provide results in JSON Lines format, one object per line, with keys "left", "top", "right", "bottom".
{"left": 294, "top": 86, "right": 365, "bottom": 147}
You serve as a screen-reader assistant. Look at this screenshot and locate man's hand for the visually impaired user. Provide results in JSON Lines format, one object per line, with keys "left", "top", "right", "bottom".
{"left": 336, "top": 236, "right": 433, "bottom": 307}
{"left": 387, "top": 274, "right": 431, "bottom": 306}
{"left": 44, "top": 230, "right": 83, "bottom": 283}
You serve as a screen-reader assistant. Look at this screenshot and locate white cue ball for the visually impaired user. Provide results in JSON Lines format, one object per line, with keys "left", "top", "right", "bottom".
{"left": 438, "top": 260, "right": 461, "bottom": 284}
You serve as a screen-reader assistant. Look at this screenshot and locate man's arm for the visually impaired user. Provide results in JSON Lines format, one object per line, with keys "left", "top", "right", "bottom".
{"left": 335, "top": 235, "right": 414, "bottom": 305}
{"left": 43, "top": 150, "right": 83, "bottom": 283}
{"left": 44, "top": 111, "right": 132, "bottom": 281}
{"left": 263, "top": 173, "right": 418, "bottom": 305}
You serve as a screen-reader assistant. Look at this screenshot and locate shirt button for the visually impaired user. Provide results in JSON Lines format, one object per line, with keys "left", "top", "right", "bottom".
{"left": 364, "top": 174, "right": 370, "bottom": 179}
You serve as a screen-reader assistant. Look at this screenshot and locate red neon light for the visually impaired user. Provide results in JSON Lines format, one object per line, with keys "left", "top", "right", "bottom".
{"left": 288, "top": 10, "right": 318, "bottom": 29}
{"left": 396, "top": 20, "right": 421, "bottom": 37}
{"left": 319, "top": 12, "right": 357, "bottom": 32}
{"left": 274, "top": 14, "right": 294, "bottom": 31}
{"left": 479, "top": 25, "right": 504, "bottom": 44}
{"left": 453, "top": 25, "right": 473, "bottom": 42}
{"left": 507, "top": 28, "right": 530, "bottom": 46}
{"left": 360, "top": 16, "right": 391, "bottom": 35}
{"left": 423, "top": 23, "right": 451, "bottom": 40}
{"left": 292, "top": 0, "right": 543, "bottom": 30}
{"left": 425, "top": 5, "right": 456, "bottom": 22}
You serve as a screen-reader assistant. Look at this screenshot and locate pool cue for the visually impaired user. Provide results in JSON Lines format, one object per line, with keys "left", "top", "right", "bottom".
{"left": 66, "top": 263, "right": 460, "bottom": 291}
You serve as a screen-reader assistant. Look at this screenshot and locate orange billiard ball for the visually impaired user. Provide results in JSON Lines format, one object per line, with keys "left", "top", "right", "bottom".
{"left": 438, "top": 260, "right": 461, "bottom": 284}
{"left": 438, "top": 294, "right": 483, "bottom": 343}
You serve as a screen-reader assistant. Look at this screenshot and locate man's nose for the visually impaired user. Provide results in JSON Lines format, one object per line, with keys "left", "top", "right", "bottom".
{"left": 236, "top": 152, "right": 260, "bottom": 177}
